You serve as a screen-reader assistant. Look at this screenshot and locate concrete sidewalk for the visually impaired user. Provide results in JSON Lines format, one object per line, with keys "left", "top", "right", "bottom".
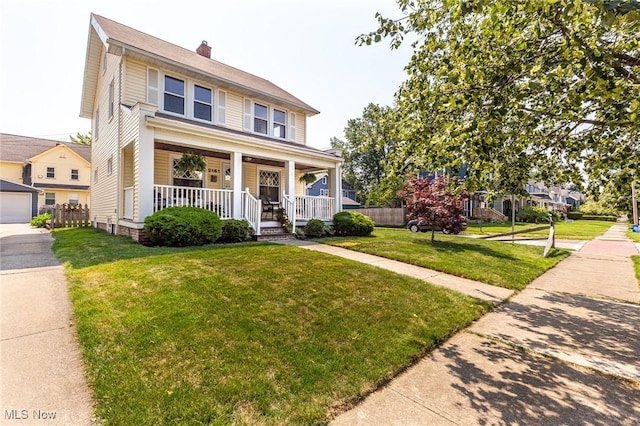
{"left": 331, "top": 220, "right": 640, "bottom": 425}
{"left": 1, "top": 224, "right": 94, "bottom": 425}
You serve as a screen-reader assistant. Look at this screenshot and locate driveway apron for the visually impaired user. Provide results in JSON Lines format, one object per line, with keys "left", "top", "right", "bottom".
{"left": 332, "top": 221, "right": 640, "bottom": 425}
{"left": 1, "top": 224, "right": 94, "bottom": 425}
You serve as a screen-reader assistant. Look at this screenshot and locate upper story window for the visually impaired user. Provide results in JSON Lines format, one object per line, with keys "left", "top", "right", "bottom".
{"left": 46, "top": 167, "right": 55, "bottom": 179}
{"left": 94, "top": 109, "right": 100, "bottom": 141}
{"left": 254, "top": 103, "right": 268, "bottom": 134}
{"left": 107, "top": 157, "right": 113, "bottom": 175}
{"left": 70, "top": 169, "right": 79, "bottom": 180}
{"left": 273, "top": 109, "right": 286, "bottom": 139}
{"left": 164, "top": 75, "right": 185, "bottom": 115}
{"left": 108, "top": 79, "right": 115, "bottom": 119}
{"left": 244, "top": 98, "right": 296, "bottom": 141}
{"left": 194, "top": 85, "right": 212, "bottom": 121}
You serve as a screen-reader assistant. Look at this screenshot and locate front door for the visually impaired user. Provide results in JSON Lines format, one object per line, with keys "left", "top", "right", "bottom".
{"left": 259, "top": 169, "right": 281, "bottom": 202}
{"left": 222, "top": 162, "right": 232, "bottom": 190}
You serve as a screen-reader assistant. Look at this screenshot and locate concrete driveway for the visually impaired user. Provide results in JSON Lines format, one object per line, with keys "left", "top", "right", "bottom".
{"left": 1, "top": 223, "right": 94, "bottom": 424}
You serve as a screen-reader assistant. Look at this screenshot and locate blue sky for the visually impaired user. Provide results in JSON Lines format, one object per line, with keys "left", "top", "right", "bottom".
{"left": 0, "top": 0, "right": 413, "bottom": 149}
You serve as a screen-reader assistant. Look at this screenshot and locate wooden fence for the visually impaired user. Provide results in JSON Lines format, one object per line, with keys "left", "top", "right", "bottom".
{"left": 353, "top": 208, "right": 408, "bottom": 226}
{"left": 45, "top": 204, "right": 91, "bottom": 228}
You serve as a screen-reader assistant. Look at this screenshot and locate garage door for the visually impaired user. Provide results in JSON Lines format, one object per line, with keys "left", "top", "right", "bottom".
{"left": 0, "top": 192, "right": 32, "bottom": 223}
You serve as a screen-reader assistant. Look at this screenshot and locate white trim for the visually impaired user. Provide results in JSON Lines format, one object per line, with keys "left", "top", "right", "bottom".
{"left": 108, "top": 78, "right": 115, "bottom": 120}
{"left": 193, "top": 83, "right": 213, "bottom": 123}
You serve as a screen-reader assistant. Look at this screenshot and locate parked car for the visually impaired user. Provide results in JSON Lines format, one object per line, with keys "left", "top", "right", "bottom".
{"left": 407, "top": 217, "right": 467, "bottom": 235}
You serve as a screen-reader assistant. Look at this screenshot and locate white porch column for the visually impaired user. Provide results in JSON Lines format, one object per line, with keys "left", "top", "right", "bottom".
{"left": 137, "top": 107, "right": 156, "bottom": 222}
{"left": 231, "top": 151, "right": 243, "bottom": 219}
{"left": 329, "top": 163, "right": 342, "bottom": 213}
{"left": 284, "top": 160, "right": 296, "bottom": 196}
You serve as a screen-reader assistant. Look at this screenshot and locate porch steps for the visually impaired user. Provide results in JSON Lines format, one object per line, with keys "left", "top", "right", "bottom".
{"left": 253, "top": 226, "right": 294, "bottom": 242}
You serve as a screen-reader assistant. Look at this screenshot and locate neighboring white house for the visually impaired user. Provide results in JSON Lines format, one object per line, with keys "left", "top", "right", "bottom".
{"left": 80, "top": 14, "right": 342, "bottom": 240}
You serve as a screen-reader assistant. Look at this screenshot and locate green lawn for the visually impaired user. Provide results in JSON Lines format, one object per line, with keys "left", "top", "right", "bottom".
{"left": 320, "top": 228, "right": 569, "bottom": 290}
{"left": 633, "top": 256, "right": 640, "bottom": 286}
{"left": 628, "top": 225, "right": 640, "bottom": 242}
{"left": 466, "top": 220, "right": 615, "bottom": 240}
{"left": 53, "top": 228, "right": 490, "bottom": 425}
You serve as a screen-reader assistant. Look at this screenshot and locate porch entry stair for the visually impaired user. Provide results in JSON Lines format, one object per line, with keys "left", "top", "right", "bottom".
{"left": 472, "top": 207, "right": 507, "bottom": 222}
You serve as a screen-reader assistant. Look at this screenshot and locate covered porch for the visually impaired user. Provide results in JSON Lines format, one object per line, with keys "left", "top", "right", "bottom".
{"left": 120, "top": 113, "right": 342, "bottom": 236}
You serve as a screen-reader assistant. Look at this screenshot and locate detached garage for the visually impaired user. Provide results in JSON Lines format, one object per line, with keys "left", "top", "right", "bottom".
{"left": 0, "top": 179, "right": 41, "bottom": 223}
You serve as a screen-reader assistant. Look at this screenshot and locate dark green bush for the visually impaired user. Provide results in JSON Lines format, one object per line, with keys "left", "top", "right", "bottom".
{"left": 218, "top": 219, "right": 251, "bottom": 243}
{"left": 566, "top": 211, "right": 583, "bottom": 220}
{"left": 144, "top": 207, "right": 222, "bottom": 247}
{"left": 518, "top": 206, "right": 550, "bottom": 223}
{"left": 333, "top": 211, "right": 375, "bottom": 236}
{"left": 304, "top": 219, "right": 327, "bottom": 238}
{"left": 581, "top": 215, "right": 617, "bottom": 221}
{"left": 30, "top": 213, "right": 51, "bottom": 228}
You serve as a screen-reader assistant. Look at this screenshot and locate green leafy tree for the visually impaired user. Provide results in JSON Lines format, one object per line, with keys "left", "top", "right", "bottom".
{"left": 69, "top": 132, "right": 92, "bottom": 145}
{"left": 339, "top": 103, "right": 402, "bottom": 206}
{"left": 359, "top": 0, "right": 639, "bottom": 198}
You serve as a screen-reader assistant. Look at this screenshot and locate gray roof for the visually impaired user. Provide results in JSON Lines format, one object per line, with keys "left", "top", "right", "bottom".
{"left": 0, "top": 133, "right": 92, "bottom": 163}
{"left": 0, "top": 178, "right": 41, "bottom": 193}
{"left": 90, "top": 14, "right": 319, "bottom": 115}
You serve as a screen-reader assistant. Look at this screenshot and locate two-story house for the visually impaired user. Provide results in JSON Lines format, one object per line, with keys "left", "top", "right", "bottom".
{"left": 0, "top": 133, "right": 91, "bottom": 223}
{"left": 80, "top": 14, "right": 343, "bottom": 240}
{"left": 305, "top": 173, "right": 360, "bottom": 209}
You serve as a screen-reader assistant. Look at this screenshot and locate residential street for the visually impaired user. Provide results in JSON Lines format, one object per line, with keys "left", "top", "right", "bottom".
{"left": 332, "top": 221, "right": 640, "bottom": 425}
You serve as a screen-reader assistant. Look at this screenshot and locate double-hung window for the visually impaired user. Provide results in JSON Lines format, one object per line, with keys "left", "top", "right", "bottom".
{"left": 273, "top": 109, "right": 286, "bottom": 139}
{"left": 46, "top": 167, "right": 55, "bottom": 179}
{"left": 254, "top": 103, "right": 268, "bottom": 135}
{"left": 45, "top": 193, "right": 55, "bottom": 206}
{"left": 164, "top": 75, "right": 185, "bottom": 115}
{"left": 194, "top": 85, "right": 212, "bottom": 121}
{"left": 70, "top": 169, "right": 79, "bottom": 180}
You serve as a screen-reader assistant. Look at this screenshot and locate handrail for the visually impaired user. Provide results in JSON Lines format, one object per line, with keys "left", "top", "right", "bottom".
{"left": 282, "top": 191, "right": 296, "bottom": 233}
{"left": 242, "top": 188, "right": 261, "bottom": 235}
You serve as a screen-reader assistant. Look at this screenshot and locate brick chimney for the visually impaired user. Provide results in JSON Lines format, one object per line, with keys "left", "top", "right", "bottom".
{"left": 196, "top": 40, "right": 211, "bottom": 58}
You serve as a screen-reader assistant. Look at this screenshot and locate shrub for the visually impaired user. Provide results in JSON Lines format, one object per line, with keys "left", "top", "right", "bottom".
{"left": 304, "top": 219, "right": 327, "bottom": 238}
{"left": 518, "top": 206, "right": 550, "bottom": 223}
{"left": 333, "top": 211, "right": 375, "bottom": 236}
{"left": 30, "top": 213, "right": 51, "bottom": 228}
{"left": 581, "top": 215, "right": 617, "bottom": 222}
{"left": 144, "top": 207, "right": 222, "bottom": 247}
{"left": 566, "top": 211, "right": 583, "bottom": 220}
{"left": 218, "top": 219, "right": 251, "bottom": 243}
{"left": 579, "top": 201, "right": 618, "bottom": 216}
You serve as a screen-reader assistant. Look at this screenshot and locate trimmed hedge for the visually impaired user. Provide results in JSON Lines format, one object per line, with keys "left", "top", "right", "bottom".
{"left": 144, "top": 207, "right": 222, "bottom": 247}
{"left": 304, "top": 219, "right": 327, "bottom": 238}
{"left": 333, "top": 211, "right": 375, "bottom": 236}
{"left": 218, "top": 219, "right": 251, "bottom": 243}
{"left": 581, "top": 215, "right": 617, "bottom": 222}
{"left": 566, "top": 211, "right": 583, "bottom": 220}
{"left": 518, "top": 206, "right": 550, "bottom": 223}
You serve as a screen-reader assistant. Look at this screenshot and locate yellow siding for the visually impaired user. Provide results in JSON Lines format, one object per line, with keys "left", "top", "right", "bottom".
{"left": 0, "top": 162, "right": 23, "bottom": 182}
{"left": 296, "top": 114, "right": 306, "bottom": 145}
{"left": 38, "top": 190, "right": 90, "bottom": 207}
{"left": 30, "top": 146, "right": 91, "bottom": 189}
{"left": 153, "top": 149, "right": 172, "bottom": 185}
{"left": 204, "top": 158, "right": 222, "bottom": 189}
{"left": 91, "top": 46, "right": 122, "bottom": 223}
{"left": 294, "top": 171, "right": 306, "bottom": 196}
{"left": 124, "top": 58, "right": 146, "bottom": 106}
{"left": 243, "top": 163, "right": 258, "bottom": 196}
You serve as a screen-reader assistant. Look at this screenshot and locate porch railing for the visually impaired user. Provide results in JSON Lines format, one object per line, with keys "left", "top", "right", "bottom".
{"left": 282, "top": 192, "right": 296, "bottom": 232}
{"left": 124, "top": 186, "right": 134, "bottom": 220}
{"left": 154, "top": 184, "right": 233, "bottom": 219}
{"left": 295, "top": 195, "right": 334, "bottom": 220}
{"left": 242, "top": 188, "right": 261, "bottom": 235}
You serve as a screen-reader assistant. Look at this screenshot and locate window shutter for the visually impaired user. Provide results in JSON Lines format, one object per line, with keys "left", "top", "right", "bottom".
{"left": 243, "top": 98, "right": 252, "bottom": 131}
{"left": 147, "top": 68, "right": 159, "bottom": 105}
{"left": 289, "top": 112, "right": 296, "bottom": 141}
{"left": 217, "top": 90, "right": 227, "bottom": 125}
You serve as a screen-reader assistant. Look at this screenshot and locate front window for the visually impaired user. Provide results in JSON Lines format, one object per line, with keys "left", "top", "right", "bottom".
{"left": 259, "top": 170, "right": 280, "bottom": 202}
{"left": 46, "top": 167, "right": 55, "bottom": 179}
{"left": 70, "top": 169, "right": 79, "bottom": 180}
{"left": 45, "top": 193, "right": 55, "bottom": 206}
{"left": 273, "top": 109, "right": 286, "bottom": 139}
{"left": 172, "top": 158, "right": 203, "bottom": 188}
{"left": 164, "top": 75, "right": 185, "bottom": 115}
{"left": 194, "top": 85, "right": 212, "bottom": 121}
{"left": 254, "top": 103, "right": 268, "bottom": 135}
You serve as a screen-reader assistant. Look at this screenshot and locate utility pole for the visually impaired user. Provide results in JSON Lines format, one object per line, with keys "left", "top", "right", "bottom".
{"left": 632, "top": 180, "right": 638, "bottom": 226}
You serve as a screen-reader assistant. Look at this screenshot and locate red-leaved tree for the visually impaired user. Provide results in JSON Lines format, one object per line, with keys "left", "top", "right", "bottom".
{"left": 398, "top": 176, "right": 468, "bottom": 242}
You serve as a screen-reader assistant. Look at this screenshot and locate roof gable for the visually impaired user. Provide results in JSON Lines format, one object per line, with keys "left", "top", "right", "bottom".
{"left": 0, "top": 134, "right": 92, "bottom": 163}
{"left": 81, "top": 14, "right": 319, "bottom": 118}
{"left": 29, "top": 144, "right": 90, "bottom": 166}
